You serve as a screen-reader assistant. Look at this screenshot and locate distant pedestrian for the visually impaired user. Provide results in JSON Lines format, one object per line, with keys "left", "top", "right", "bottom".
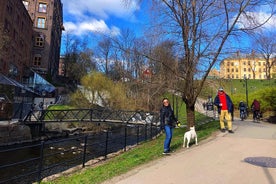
{"left": 251, "top": 99, "right": 260, "bottom": 120}
{"left": 160, "top": 98, "right": 179, "bottom": 154}
{"left": 214, "top": 87, "right": 234, "bottom": 133}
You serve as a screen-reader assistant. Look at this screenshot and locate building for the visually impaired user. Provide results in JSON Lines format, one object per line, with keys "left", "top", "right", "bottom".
{"left": 22, "top": 0, "right": 64, "bottom": 79}
{"left": 220, "top": 52, "right": 276, "bottom": 79}
{"left": 0, "top": 0, "right": 33, "bottom": 81}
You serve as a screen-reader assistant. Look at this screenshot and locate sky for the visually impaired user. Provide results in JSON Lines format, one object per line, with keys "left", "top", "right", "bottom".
{"left": 61, "top": 0, "right": 276, "bottom": 53}
{"left": 62, "top": 0, "right": 147, "bottom": 38}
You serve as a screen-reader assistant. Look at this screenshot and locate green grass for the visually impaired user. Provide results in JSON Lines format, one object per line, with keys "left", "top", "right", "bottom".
{"left": 41, "top": 120, "right": 219, "bottom": 184}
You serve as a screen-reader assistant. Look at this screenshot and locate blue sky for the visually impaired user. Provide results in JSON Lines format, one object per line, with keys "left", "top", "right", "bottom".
{"left": 61, "top": 0, "right": 276, "bottom": 53}
{"left": 62, "top": 0, "right": 148, "bottom": 37}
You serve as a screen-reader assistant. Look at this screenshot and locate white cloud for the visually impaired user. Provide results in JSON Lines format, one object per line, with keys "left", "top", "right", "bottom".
{"left": 62, "top": 0, "right": 140, "bottom": 36}
{"left": 64, "top": 19, "right": 120, "bottom": 36}
{"left": 237, "top": 11, "right": 276, "bottom": 30}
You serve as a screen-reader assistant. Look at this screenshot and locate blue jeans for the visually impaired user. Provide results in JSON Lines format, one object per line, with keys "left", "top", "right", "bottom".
{"left": 164, "top": 125, "right": 173, "bottom": 152}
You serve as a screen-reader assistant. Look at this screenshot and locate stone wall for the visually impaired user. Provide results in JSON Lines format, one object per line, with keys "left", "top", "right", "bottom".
{"left": 0, "top": 122, "right": 32, "bottom": 146}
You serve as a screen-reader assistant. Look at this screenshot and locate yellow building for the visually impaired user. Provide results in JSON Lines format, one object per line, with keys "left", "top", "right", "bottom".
{"left": 220, "top": 54, "right": 276, "bottom": 79}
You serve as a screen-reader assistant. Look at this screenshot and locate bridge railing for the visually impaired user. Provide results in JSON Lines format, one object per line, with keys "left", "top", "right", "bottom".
{"left": 23, "top": 108, "right": 159, "bottom": 124}
{"left": 0, "top": 117, "right": 161, "bottom": 184}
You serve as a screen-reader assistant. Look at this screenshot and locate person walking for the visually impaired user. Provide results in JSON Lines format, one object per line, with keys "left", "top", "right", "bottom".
{"left": 160, "top": 98, "right": 179, "bottom": 154}
{"left": 214, "top": 87, "right": 234, "bottom": 133}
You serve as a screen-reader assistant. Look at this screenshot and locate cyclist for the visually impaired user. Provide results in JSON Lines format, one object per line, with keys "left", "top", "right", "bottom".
{"left": 251, "top": 99, "right": 260, "bottom": 121}
{"left": 238, "top": 101, "right": 247, "bottom": 120}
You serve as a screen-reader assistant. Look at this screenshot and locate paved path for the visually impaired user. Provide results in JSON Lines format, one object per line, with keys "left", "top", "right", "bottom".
{"left": 103, "top": 119, "right": 276, "bottom": 184}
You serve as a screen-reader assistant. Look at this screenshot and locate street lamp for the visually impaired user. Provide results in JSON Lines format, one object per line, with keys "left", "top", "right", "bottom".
{"left": 244, "top": 76, "right": 249, "bottom": 107}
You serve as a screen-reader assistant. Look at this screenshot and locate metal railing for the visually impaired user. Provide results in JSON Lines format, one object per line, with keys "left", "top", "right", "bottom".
{"left": 0, "top": 116, "right": 161, "bottom": 184}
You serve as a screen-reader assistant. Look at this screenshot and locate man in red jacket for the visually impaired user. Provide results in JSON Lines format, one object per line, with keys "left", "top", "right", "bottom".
{"left": 214, "top": 87, "right": 234, "bottom": 133}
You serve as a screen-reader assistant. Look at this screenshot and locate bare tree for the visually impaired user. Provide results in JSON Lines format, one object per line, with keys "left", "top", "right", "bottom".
{"left": 96, "top": 37, "right": 113, "bottom": 76}
{"left": 253, "top": 31, "right": 276, "bottom": 79}
{"left": 124, "top": 0, "right": 276, "bottom": 127}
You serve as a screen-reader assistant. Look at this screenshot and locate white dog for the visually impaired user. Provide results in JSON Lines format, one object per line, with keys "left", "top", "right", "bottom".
{"left": 183, "top": 126, "right": 198, "bottom": 148}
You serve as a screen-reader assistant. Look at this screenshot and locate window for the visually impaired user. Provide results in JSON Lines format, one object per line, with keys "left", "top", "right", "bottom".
{"left": 248, "top": 68, "right": 250, "bottom": 72}
{"left": 231, "top": 62, "right": 234, "bottom": 66}
{"left": 247, "top": 61, "right": 250, "bottom": 65}
{"left": 258, "top": 62, "right": 261, "bottom": 66}
{"left": 236, "top": 75, "right": 239, "bottom": 78}
{"left": 231, "top": 68, "right": 234, "bottom": 72}
{"left": 38, "top": 3, "right": 47, "bottom": 13}
{"left": 23, "top": 1, "right": 29, "bottom": 10}
{"left": 248, "top": 74, "right": 251, "bottom": 79}
{"left": 37, "top": 17, "right": 46, "bottom": 28}
{"left": 33, "top": 55, "right": 41, "bottom": 66}
{"left": 244, "top": 68, "right": 246, "bottom": 72}
{"left": 227, "top": 62, "right": 230, "bottom": 66}
{"left": 235, "top": 68, "right": 238, "bottom": 72}
{"left": 35, "top": 34, "right": 45, "bottom": 47}
{"left": 227, "top": 69, "right": 230, "bottom": 72}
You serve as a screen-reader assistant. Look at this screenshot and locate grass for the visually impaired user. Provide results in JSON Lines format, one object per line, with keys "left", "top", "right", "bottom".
{"left": 41, "top": 119, "right": 220, "bottom": 184}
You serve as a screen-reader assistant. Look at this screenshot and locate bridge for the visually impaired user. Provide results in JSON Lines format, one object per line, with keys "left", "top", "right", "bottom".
{"left": 22, "top": 108, "right": 160, "bottom": 137}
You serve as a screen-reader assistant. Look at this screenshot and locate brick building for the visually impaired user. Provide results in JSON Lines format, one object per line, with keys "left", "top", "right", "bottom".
{"left": 22, "top": 0, "right": 64, "bottom": 79}
{"left": 0, "top": 0, "right": 33, "bottom": 81}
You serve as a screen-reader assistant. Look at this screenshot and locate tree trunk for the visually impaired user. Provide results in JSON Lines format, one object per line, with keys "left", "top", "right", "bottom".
{"left": 186, "top": 102, "right": 195, "bottom": 129}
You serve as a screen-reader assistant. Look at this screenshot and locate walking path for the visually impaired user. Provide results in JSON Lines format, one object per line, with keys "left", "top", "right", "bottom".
{"left": 103, "top": 119, "right": 276, "bottom": 184}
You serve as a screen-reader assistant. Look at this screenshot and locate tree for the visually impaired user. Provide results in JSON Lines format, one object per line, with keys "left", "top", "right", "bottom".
{"left": 73, "top": 72, "right": 135, "bottom": 110}
{"left": 96, "top": 37, "right": 113, "bottom": 76}
{"left": 124, "top": 0, "right": 276, "bottom": 127}
{"left": 62, "top": 32, "right": 97, "bottom": 88}
{"left": 253, "top": 31, "right": 276, "bottom": 79}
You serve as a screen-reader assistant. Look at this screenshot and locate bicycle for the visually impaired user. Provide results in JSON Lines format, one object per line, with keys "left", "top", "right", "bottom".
{"left": 240, "top": 109, "right": 247, "bottom": 121}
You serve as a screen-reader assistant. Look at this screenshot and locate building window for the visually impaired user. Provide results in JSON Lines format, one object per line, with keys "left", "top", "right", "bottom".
{"left": 33, "top": 55, "right": 42, "bottom": 66}
{"left": 248, "top": 68, "right": 250, "bottom": 72}
{"left": 259, "top": 75, "right": 262, "bottom": 79}
{"left": 263, "top": 62, "right": 266, "bottom": 66}
{"left": 37, "top": 17, "right": 46, "bottom": 28}
{"left": 231, "top": 62, "right": 234, "bottom": 66}
{"left": 23, "top": 1, "right": 29, "bottom": 10}
{"left": 248, "top": 74, "right": 251, "bottom": 79}
{"left": 38, "top": 3, "right": 47, "bottom": 13}
{"left": 35, "top": 34, "right": 45, "bottom": 47}
{"left": 236, "top": 75, "right": 239, "bottom": 78}
{"left": 235, "top": 68, "right": 238, "bottom": 72}
{"left": 247, "top": 61, "right": 250, "bottom": 65}
{"left": 244, "top": 68, "right": 246, "bottom": 72}
{"left": 258, "top": 62, "right": 261, "bottom": 66}
{"left": 227, "top": 62, "right": 230, "bottom": 66}
{"left": 243, "top": 61, "right": 246, "bottom": 65}
{"left": 227, "top": 68, "right": 230, "bottom": 72}
{"left": 231, "top": 68, "right": 234, "bottom": 72}
{"left": 263, "top": 68, "right": 266, "bottom": 72}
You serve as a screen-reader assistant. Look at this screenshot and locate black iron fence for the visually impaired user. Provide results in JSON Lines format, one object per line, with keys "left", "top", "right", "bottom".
{"left": 0, "top": 120, "right": 161, "bottom": 184}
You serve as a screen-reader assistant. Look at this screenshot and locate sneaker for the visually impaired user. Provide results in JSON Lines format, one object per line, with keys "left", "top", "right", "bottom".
{"left": 228, "top": 130, "right": 234, "bottom": 133}
{"left": 220, "top": 128, "right": 226, "bottom": 133}
{"left": 163, "top": 151, "right": 170, "bottom": 155}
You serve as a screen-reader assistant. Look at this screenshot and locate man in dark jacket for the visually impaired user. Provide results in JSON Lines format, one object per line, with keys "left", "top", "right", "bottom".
{"left": 214, "top": 87, "right": 234, "bottom": 133}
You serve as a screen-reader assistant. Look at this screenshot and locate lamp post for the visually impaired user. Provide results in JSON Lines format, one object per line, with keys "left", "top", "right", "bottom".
{"left": 244, "top": 76, "right": 249, "bottom": 106}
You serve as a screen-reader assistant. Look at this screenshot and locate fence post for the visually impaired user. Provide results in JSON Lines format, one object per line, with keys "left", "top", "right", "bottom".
{"left": 144, "top": 124, "right": 147, "bottom": 141}
{"left": 104, "top": 130, "right": 109, "bottom": 159}
{"left": 136, "top": 125, "right": 139, "bottom": 145}
{"left": 124, "top": 125, "right": 127, "bottom": 152}
{"left": 37, "top": 141, "right": 45, "bottom": 183}
{"left": 82, "top": 135, "right": 88, "bottom": 168}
